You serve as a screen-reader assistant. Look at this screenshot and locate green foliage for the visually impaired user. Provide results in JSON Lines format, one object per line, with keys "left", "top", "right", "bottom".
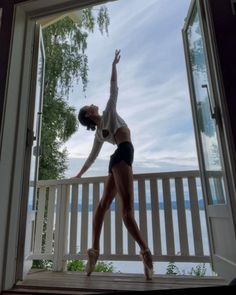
{"left": 166, "top": 262, "right": 181, "bottom": 275}
{"left": 95, "top": 261, "right": 114, "bottom": 273}
{"left": 32, "top": 260, "right": 53, "bottom": 270}
{"left": 67, "top": 260, "right": 86, "bottom": 272}
{"left": 67, "top": 260, "right": 114, "bottom": 273}
{"left": 97, "top": 6, "right": 110, "bottom": 35}
{"left": 39, "top": 7, "right": 110, "bottom": 180}
{"left": 188, "top": 263, "right": 207, "bottom": 276}
{"left": 166, "top": 262, "right": 207, "bottom": 276}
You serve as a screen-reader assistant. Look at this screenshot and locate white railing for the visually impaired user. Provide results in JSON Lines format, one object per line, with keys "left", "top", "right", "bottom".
{"left": 29, "top": 170, "right": 210, "bottom": 271}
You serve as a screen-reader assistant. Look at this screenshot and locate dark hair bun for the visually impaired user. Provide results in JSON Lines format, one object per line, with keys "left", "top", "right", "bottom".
{"left": 78, "top": 107, "right": 96, "bottom": 131}
{"left": 87, "top": 124, "right": 96, "bottom": 131}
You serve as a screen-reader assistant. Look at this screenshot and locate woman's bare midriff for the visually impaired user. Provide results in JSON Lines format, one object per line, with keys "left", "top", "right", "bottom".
{"left": 114, "top": 126, "right": 131, "bottom": 145}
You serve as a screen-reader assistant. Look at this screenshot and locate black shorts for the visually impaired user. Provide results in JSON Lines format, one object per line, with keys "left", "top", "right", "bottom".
{"left": 108, "top": 141, "right": 134, "bottom": 174}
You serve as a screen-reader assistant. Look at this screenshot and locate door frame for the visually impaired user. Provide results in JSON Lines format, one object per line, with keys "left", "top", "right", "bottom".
{"left": 1, "top": 0, "right": 116, "bottom": 290}
{"left": 182, "top": 0, "right": 214, "bottom": 268}
{"left": 201, "top": 0, "right": 236, "bottom": 280}
{"left": 16, "top": 23, "right": 46, "bottom": 281}
{"left": 183, "top": 0, "right": 236, "bottom": 234}
{"left": 201, "top": 0, "right": 236, "bottom": 232}
{"left": 182, "top": 0, "right": 236, "bottom": 281}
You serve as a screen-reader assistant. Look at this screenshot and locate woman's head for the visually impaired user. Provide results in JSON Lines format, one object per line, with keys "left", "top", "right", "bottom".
{"left": 78, "top": 104, "right": 99, "bottom": 131}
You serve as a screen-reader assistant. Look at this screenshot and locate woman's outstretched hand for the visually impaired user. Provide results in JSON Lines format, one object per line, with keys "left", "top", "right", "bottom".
{"left": 113, "top": 49, "right": 121, "bottom": 65}
{"left": 70, "top": 173, "right": 82, "bottom": 179}
{"left": 111, "top": 49, "right": 120, "bottom": 82}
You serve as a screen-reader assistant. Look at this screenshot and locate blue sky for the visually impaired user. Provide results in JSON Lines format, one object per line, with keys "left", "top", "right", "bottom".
{"left": 63, "top": 0, "right": 198, "bottom": 177}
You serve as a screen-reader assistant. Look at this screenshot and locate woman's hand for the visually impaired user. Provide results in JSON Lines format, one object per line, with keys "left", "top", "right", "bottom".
{"left": 70, "top": 172, "right": 82, "bottom": 179}
{"left": 111, "top": 50, "right": 120, "bottom": 82}
{"left": 113, "top": 49, "right": 121, "bottom": 65}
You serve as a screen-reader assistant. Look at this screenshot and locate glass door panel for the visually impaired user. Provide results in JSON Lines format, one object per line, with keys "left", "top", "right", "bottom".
{"left": 186, "top": 6, "right": 226, "bottom": 205}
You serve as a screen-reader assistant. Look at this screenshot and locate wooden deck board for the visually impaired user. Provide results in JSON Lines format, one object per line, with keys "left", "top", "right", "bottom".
{"left": 13, "top": 270, "right": 226, "bottom": 293}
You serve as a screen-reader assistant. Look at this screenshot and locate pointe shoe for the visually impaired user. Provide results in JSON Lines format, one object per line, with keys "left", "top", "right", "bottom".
{"left": 85, "top": 248, "right": 99, "bottom": 276}
{"left": 140, "top": 248, "right": 153, "bottom": 280}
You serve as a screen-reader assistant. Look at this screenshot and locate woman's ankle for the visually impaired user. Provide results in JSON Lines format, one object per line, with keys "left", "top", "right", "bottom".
{"left": 90, "top": 247, "right": 99, "bottom": 253}
{"left": 140, "top": 247, "right": 151, "bottom": 254}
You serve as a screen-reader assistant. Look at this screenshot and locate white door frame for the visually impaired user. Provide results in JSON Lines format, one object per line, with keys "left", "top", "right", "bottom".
{"left": 16, "top": 23, "right": 46, "bottom": 281}
{"left": 182, "top": 0, "right": 236, "bottom": 282}
{"left": 0, "top": 0, "right": 116, "bottom": 291}
{"left": 201, "top": 0, "right": 236, "bottom": 280}
{"left": 202, "top": 0, "right": 236, "bottom": 230}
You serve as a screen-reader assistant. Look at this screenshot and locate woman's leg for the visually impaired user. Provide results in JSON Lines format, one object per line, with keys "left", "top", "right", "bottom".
{"left": 111, "top": 161, "right": 147, "bottom": 251}
{"left": 112, "top": 161, "right": 153, "bottom": 280}
{"left": 92, "top": 173, "right": 117, "bottom": 251}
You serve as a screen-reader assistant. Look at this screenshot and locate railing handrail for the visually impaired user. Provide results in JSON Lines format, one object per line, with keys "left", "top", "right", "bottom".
{"left": 35, "top": 170, "right": 200, "bottom": 187}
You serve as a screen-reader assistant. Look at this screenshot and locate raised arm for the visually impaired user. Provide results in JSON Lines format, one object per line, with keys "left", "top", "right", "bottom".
{"left": 111, "top": 49, "right": 121, "bottom": 83}
{"left": 105, "top": 50, "right": 121, "bottom": 112}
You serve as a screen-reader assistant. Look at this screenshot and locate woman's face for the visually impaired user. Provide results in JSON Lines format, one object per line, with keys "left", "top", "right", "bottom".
{"left": 84, "top": 104, "right": 99, "bottom": 117}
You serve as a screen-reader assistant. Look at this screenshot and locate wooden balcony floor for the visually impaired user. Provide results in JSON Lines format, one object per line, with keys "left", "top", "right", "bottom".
{"left": 10, "top": 270, "right": 226, "bottom": 294}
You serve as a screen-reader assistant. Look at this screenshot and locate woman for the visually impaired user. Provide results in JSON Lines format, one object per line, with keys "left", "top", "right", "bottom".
{"left": 75, "top": 50, "right": 153, "bottom": 280}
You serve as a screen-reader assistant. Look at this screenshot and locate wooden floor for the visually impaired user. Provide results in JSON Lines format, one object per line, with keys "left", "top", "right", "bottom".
{"left": 6, "top": 270, "right": 227, "bottom": 294}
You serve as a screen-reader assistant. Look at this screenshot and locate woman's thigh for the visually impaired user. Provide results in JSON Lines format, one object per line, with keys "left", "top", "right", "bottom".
{"left": 99, "top": 173, "right": 117, "bottom": 209}
{"left": 111, "top": 161, "right": 134, "bottom": 210}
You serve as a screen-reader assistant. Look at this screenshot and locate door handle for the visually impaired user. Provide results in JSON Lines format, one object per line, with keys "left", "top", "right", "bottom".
{"left": 201, "top": 84, "right": 221, "bottom": 126}
{"left": 201, "top": 84, "right": 216, "bottom": 120}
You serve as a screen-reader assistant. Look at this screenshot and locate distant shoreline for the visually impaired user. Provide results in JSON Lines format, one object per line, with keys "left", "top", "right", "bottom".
{"left": 28, "top": 200, "right": 205, "bottom": 211}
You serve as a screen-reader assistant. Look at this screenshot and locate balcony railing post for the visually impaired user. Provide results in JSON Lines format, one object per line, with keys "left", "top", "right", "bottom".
{"left": 53, "top": 184, "right": 69, "bottom": 271}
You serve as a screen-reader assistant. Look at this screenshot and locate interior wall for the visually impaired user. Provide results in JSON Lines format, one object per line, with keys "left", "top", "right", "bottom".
{"left": 0, "top": 8, "right": 2, "bottom": 29}
{"left": 209, "top": 0, "right": 236, "bottom": 162}
{"left": 0, "top": 0, "right": 35, "bottom": 148}
{"left": 0, "top": 1, "right": 14, "bottom": 149}
{"left": 0, "top": 1, "right": 16, "bottom": 292}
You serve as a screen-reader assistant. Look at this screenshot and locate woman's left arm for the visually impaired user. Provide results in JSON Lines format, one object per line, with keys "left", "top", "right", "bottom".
{"left": 105, "top": 50, "right": 121, "bottom": 112}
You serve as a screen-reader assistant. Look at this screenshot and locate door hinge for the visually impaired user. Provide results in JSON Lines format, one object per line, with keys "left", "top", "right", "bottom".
{"left": 33, "top": 145, "right": 42, "bottom": 157}
{"left": 26, "top": 128, "right": 35, "bottom": 147}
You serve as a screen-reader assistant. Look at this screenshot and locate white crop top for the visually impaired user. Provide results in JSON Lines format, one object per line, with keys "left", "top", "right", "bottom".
{"left": 83, "top": 81, "right": 127, "bottom": 170}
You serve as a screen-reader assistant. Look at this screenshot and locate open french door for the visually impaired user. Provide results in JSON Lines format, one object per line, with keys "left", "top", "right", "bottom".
{"left": 21, "top": 23, "right": 45, "bottom": 279}
{"left": 183, "top": 0, "right": 236, "bottom": 282}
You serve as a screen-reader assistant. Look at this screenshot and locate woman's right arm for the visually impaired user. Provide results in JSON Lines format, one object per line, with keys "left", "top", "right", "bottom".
{"left": 74, "top": 137, "right": 103, "bottom": 178}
